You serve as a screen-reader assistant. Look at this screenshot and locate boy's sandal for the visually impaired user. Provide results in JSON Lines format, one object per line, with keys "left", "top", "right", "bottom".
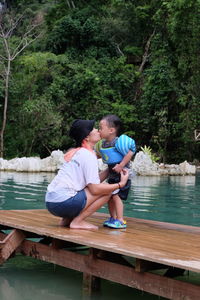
{"left": 106, "top": 219, "right": 127, "bottom": 229}
{"left": 103, "top": 217, "right": 115, "bottom": 227}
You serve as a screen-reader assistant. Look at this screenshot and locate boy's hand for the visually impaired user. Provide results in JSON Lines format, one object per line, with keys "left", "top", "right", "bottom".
{"left": 112, "top": 163, "right": 123, "bottom": 173}
{"left": 119, "top": 169, "right": 129, "bottom": 187}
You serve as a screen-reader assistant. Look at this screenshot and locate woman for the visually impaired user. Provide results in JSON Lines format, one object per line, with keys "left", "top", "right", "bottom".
{"left": 45, "top": 119, "right": 129, "bottom": 230}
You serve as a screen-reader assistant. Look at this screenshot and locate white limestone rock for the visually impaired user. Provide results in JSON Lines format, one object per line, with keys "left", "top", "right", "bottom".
{"left": 0, "top": 150, "right": 196, "bottom": 175}
{"left": 179, "top": 161, "right": 196, "bottom": 175}
{"left": 131, "top": 151, "right": 196, "bottom": 176}
{"left": 0, "top": 150, "right": 65, "bottom": 172}
{"left": 40, "top": 150, "right": 65, "bottom": 172}
{"left": 132, "top": 151, "right": 160, "bottom": 176}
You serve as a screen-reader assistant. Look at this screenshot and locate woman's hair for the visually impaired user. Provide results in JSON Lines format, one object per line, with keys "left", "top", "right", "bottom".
{"left": 69, "top": 119, "right": 95, "bottom": 147}
{"left": 102, "top": 114, "right": 122, "bottom": 136}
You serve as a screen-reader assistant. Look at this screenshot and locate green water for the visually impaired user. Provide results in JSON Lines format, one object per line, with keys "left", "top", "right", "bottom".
{"left": 0, "top": 171, "right": 200, "bottom": 300}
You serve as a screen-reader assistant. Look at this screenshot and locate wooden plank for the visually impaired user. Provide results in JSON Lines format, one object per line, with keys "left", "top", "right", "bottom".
{"left": 0, "top": 209, "right": 200, "bottom": 273}
{"left": 19, "top": 239, "right": 200, "bottom": 300}
{"left": 0, "top": 229, "right": 25, "bottom": 263}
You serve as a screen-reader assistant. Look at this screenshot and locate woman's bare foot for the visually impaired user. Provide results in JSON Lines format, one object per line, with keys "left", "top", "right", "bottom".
{"left": 59, "top": 217, "right": 72, "bottom": 227}
{"left": 70, "top": 220, "right": 98, "bottom": 230}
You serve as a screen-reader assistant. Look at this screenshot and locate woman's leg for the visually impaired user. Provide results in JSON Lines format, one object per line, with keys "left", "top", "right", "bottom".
{"left": 70, "top": 188, "right": 111, "bottom": 230}
{"left": 59, "top": 217, "right": 73, "bottom": 226}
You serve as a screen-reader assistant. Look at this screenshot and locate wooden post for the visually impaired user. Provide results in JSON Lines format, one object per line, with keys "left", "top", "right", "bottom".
{"left": 0, "top": 229, "right": 25, "bottom": 264}
{"left": 82, "top": 248, "right": 101, "bottom": 297}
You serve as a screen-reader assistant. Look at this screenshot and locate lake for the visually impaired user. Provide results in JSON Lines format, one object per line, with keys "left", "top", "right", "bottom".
{"left": 0, "top": 171, "right": 200, "bottom": 300}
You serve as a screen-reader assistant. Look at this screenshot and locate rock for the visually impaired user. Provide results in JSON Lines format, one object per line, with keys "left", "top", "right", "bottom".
{"left": 0, "top": 150, "right": 64, "bottom": 172}
{"left": 131, "top": 151, "right": 196, "bottom": 176}
{"left": 0, "top": 150, "right": 196, "bottom": 175}
{"left": 132, "top": 151, "right": 160, "bottom": 176}
{"left": 179, "top": 161, "right": 196, "bottom": 175}
{"left": 40, "top": 150, "right": 65, "bottom": 172}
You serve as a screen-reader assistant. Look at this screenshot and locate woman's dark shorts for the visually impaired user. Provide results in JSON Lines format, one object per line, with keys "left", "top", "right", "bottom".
{"left": 46, "top": 189, "right": 87, "bottom": 219}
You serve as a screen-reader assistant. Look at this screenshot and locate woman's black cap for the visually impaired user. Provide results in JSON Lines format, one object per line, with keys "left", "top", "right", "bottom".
{"left": 69, "top": 119, "right": 95, "bottom": 147}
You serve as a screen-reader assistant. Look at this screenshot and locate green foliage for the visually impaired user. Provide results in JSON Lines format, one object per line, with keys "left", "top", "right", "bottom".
{"left": 2, "top": 0, "right": 200, "bottom": 163}
{"left": 141, "top": 145, "right": 160, "bottom": 163}
{"left": 46, "top": 8, "right": 115, "bottom": 58}
{"left": 5, "top": 51, "right": 136, "bottom": 157}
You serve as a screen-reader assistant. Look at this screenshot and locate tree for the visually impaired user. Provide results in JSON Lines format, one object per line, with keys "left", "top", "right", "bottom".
{"left": 0, "top": 10, "right": 42, "bottom": 157}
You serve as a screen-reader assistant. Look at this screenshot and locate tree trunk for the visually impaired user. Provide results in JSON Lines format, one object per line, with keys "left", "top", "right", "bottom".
{"left": 0, "top": 59, "right": 10, "bottom": 158}
{"left": 134, "top": 29, "right": 155, "bottom": 102}
{"left": 0, "top": 13, "right": 42, "bottom": 158}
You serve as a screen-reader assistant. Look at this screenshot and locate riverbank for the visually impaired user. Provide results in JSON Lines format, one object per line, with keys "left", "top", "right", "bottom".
{"left": 0, "top": 150, "right": 197, "bottom": 175}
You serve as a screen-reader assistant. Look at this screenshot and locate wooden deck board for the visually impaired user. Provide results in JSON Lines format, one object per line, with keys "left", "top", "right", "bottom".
{"left": 0, "top": 209, "right": 200, "bottom": 273}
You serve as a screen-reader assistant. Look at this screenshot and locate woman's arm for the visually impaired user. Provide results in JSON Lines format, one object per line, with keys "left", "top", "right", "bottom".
{"left": 87, "top": 169, "right": 129, "bottom": 196}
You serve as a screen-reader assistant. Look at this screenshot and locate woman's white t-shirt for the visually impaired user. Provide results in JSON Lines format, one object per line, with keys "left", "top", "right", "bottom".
{"left": 46, "top": 148, "right": 100, "bottom": 203}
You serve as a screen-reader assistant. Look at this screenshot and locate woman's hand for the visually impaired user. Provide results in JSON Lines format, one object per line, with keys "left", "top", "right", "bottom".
{"left": 119, "top": 169, "right": 129, "bottom": 188}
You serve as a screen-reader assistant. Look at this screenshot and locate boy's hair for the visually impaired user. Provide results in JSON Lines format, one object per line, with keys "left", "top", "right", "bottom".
{"left": 102, "top": 114, "right": 122, "bottom": 136}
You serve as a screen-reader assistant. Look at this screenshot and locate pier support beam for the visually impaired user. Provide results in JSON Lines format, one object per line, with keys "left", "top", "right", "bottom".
{"left": 82, "top": 273, "right": 101, "bottom": 297}
{"left": 82, "top": 248, "right": 101, "bottom": 297}
{"left": 135, "top": 258, "right": 167, "bottom": 272}
{"left": 18, "top": 238, "right": 200, "bottom": 300}
{"left": 0, "top": 229, "right": 25, "bottom": 264}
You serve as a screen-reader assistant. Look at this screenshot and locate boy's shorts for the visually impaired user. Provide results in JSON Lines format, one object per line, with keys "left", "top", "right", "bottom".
{"left": 108, "top": 177, "right": 131, "bottom": 200}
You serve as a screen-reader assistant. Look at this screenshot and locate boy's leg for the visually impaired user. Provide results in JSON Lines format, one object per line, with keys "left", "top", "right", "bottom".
{"left": 107, "top": 173, "right": 120, "bottom": 219}
{"left": 106, "top": 194, "right": 127, "bottom": 228}
{"left": 108, "top": 197, "right": 117, "bottom": 219}
{"left": 112, "top": 194, "right": 124, "bottom": 222}
{"left": 103, "top": 197, "right": 117, "bottom": 226}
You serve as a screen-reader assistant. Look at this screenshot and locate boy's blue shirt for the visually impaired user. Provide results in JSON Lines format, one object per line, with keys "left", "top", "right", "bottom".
{"left": 95, "top": 134, "right": 136, "bottom": 165}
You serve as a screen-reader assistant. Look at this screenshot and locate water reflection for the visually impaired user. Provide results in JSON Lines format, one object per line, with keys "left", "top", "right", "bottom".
{"left": 169, "top": 175, "right": 196, "bottom": 186}
{"left": 0, "top": 171, "right": 55, "bottom": 184}
{"left": 0, "top": 258, "right": 163, "bottom": 300}
{"left": 124, "top": 174, "right": 200, "bottom": 226}
{"left": 0, "top": 171, "right": 199, "bottom": 226}
{"left": 0, "top": 172, "right": 54, "bottom": 210}
{"left": 0, "top": 259, "right": 82, "bottom": 300}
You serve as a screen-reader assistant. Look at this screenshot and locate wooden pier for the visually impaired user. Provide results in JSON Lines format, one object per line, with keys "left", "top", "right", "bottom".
{"left": 0, "top": 209, "right": 200, "bottom": 299}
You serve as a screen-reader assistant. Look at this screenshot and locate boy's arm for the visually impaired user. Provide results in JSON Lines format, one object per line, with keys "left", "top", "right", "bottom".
{"left": 99, "top": 168, "right": 109, "bottom": 182}
{"left": 112, "top": 150, "right": 134, "bottom": 173}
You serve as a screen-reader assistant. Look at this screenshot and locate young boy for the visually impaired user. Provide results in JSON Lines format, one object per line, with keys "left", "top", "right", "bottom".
{"left": 96, "top": 114, "right": 136, "bottom": 229}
